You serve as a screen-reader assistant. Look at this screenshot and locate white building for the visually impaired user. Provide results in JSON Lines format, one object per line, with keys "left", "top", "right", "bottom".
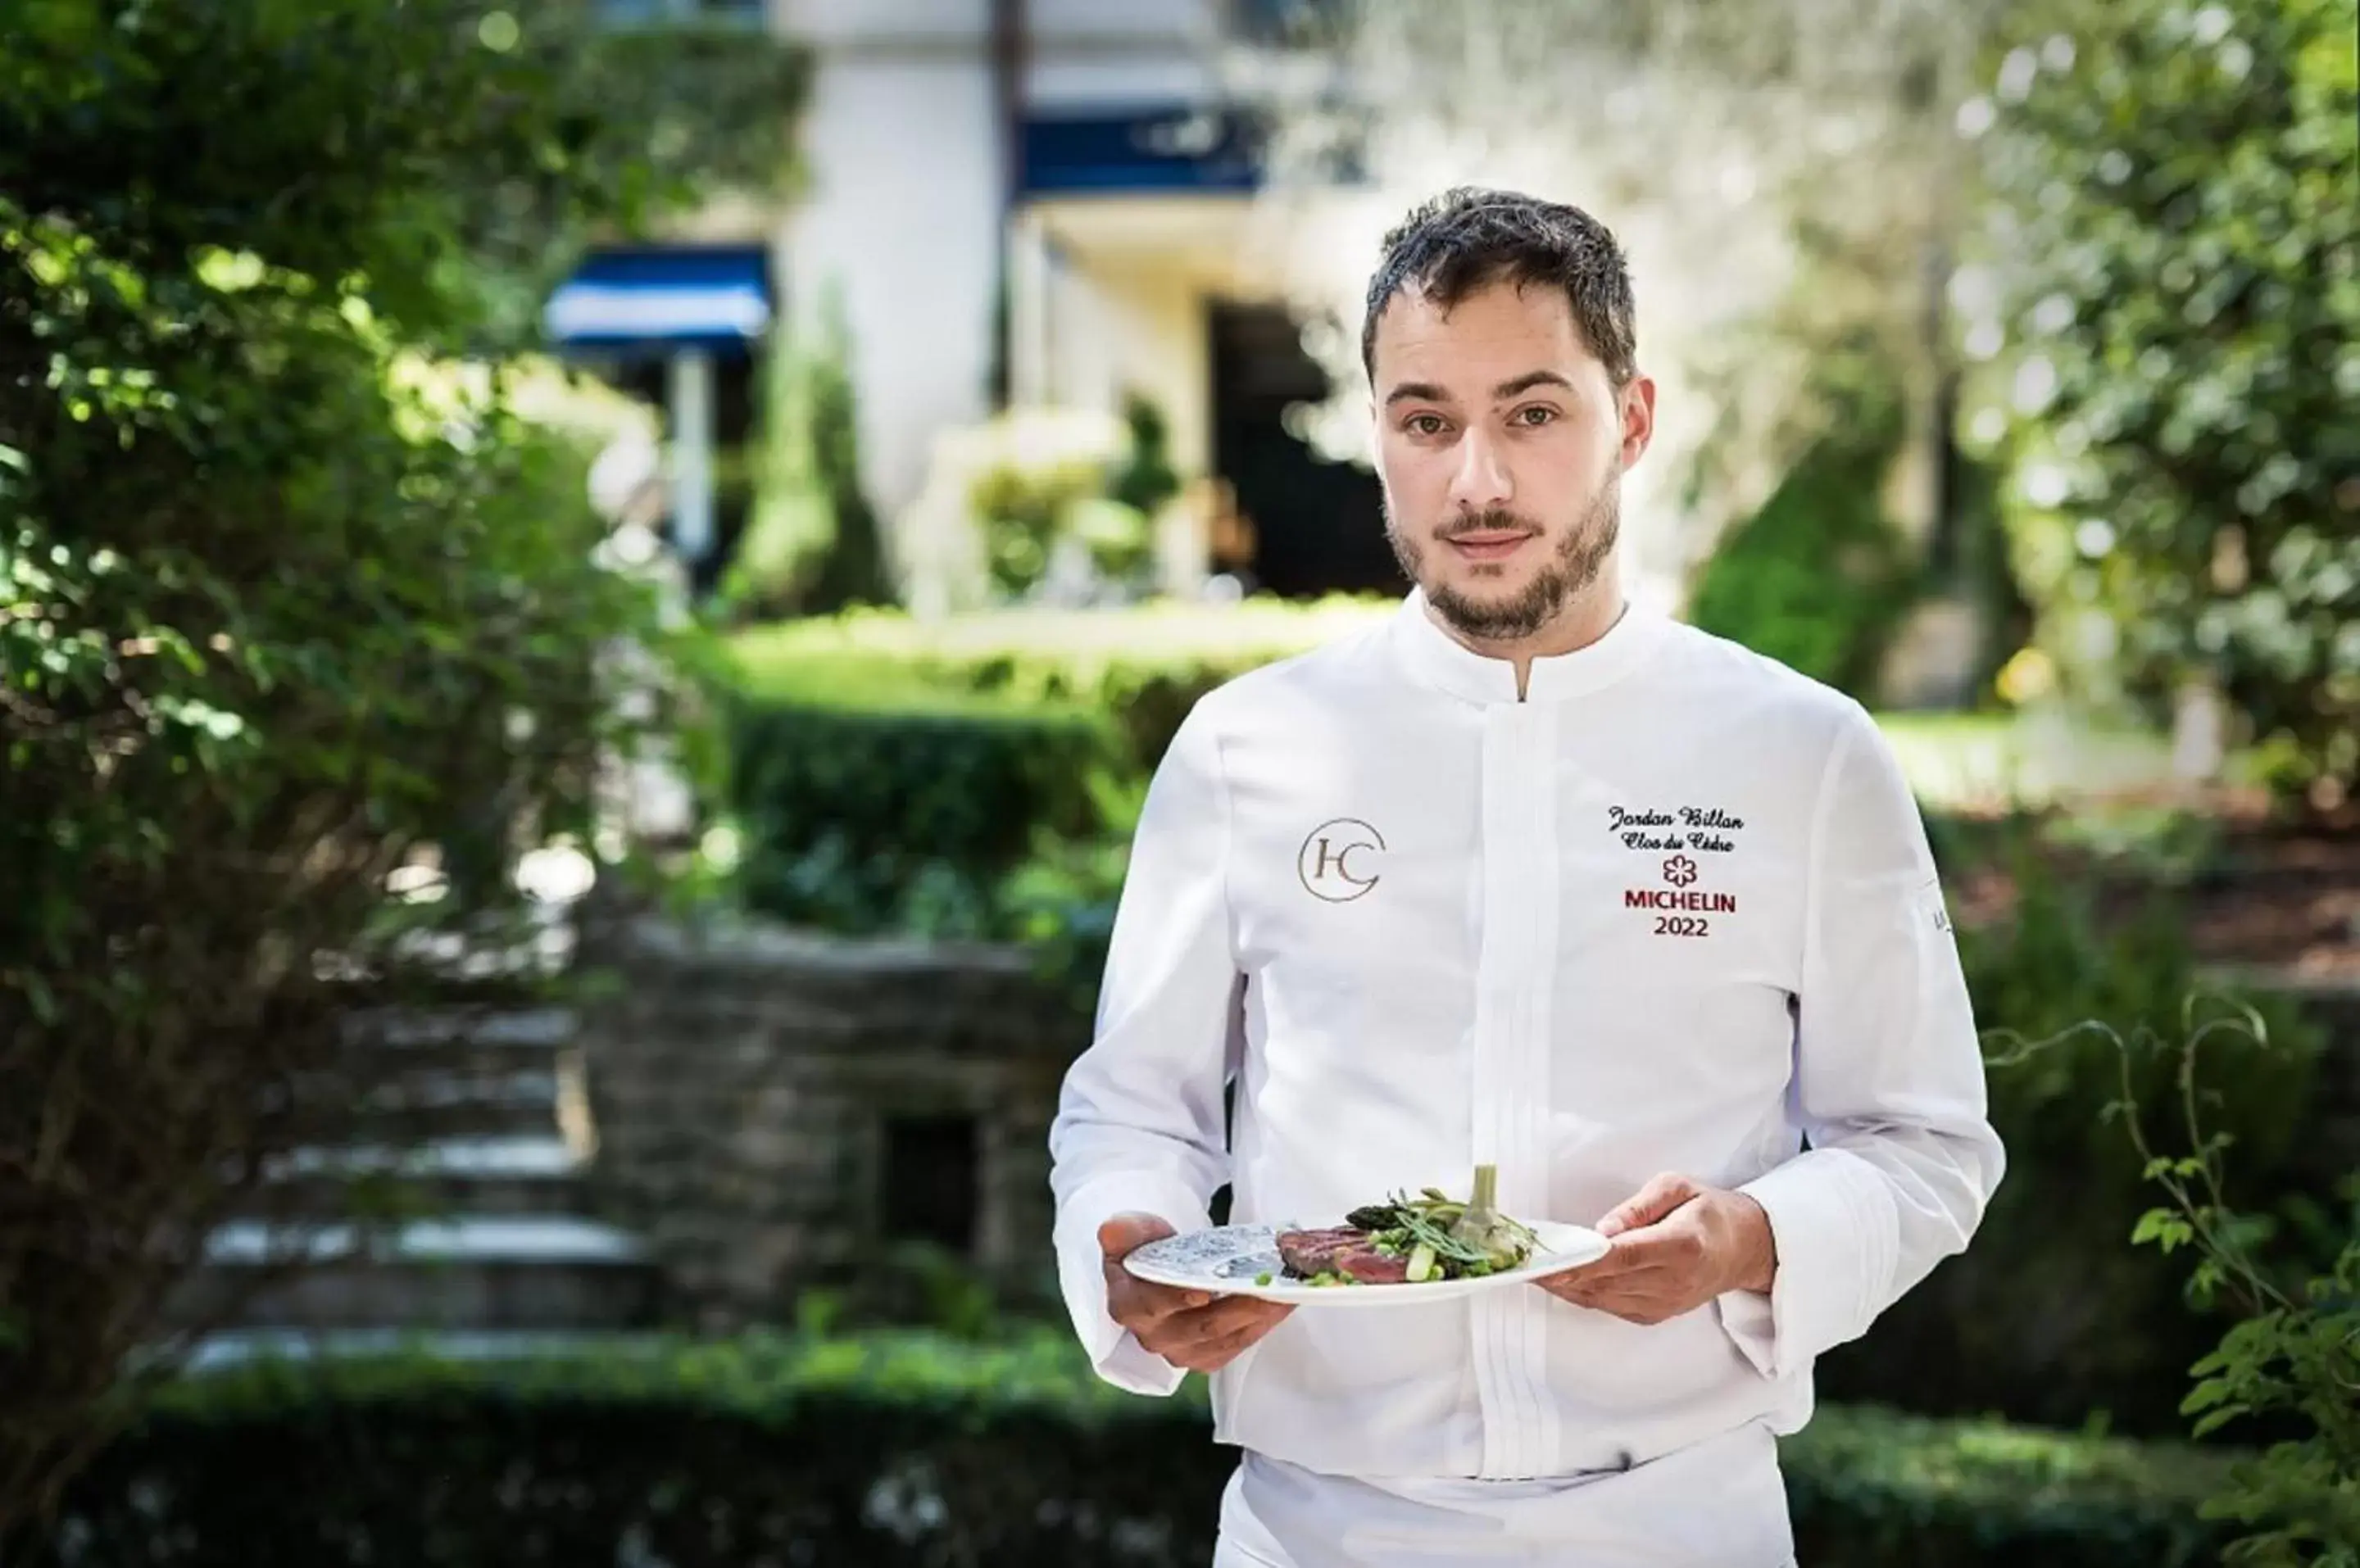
{"left": 549, "top": 0, "right": 1394, "bottom": 604}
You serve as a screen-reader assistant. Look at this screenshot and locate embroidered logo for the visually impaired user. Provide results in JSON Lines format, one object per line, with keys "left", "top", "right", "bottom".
{"left": 1608, "top": 804, "right": 1748, "bottom": 854}
{"left": 1627, "top": 853, "right": 1731, "bottom": 937}
{"left": 1296, "top": 818, "right": 1386, "bottom": 904}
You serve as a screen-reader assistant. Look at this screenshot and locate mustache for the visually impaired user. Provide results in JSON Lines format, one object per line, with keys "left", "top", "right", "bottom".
{"left": 1435, "top": 510, "right": 1539, "bottom": 540}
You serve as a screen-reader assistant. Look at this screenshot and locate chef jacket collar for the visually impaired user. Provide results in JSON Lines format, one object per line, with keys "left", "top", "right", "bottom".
{"left": 1391, "top": 586, "right": 1670, "bottom": 706}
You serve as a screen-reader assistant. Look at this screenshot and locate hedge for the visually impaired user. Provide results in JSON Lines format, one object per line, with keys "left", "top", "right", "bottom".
{"left": 726, "top": 597, "right": 1395, "bottom": 769}
{"left": 719, "top": 600, "right": 1391, "bottom": 936}
{"left": 16, "top": 1332, "right": 2239, "bottom": 1568}
{"left": 724, "top": 683, "right": 1123, "bottom": 936}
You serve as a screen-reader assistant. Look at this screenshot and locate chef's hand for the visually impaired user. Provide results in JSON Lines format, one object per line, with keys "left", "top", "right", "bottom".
{"left": 1100, "top": 1212, "right": 1294, "bottom": 1374}
{"left": 1537, "top": 1173, "right": 1777, "bottom": 1325}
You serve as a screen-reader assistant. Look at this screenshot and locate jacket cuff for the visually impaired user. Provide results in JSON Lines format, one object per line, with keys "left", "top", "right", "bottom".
{"left": 1054, "top": 1169, "right": 1214, "bottom": 1398}
{"left": 1731, "top": 1149, "right": 1898, "bottom": 1376}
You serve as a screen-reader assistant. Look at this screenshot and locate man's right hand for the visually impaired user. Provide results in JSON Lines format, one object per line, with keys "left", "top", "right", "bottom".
{"left": 1100, "top": 1212, "right": 1294, "bottom": 1375}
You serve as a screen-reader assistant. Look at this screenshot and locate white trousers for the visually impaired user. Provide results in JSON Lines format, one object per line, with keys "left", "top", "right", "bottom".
{"left": 1211, "top": 1421, "right": 1796, "bottom": 1568}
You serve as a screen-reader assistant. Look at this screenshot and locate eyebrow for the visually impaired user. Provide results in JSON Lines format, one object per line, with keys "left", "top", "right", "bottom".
{"left": 1382, "top": 369, "right": 1577, "bottom": 407}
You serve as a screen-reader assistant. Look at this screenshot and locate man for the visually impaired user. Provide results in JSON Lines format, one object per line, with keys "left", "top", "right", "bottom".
{"left": 1047, "top": 188, "right": 2004, "bottom": 1568}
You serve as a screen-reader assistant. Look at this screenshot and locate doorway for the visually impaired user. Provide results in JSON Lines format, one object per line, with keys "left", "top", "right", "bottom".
{"left": 1208, "top": 303, "right": 1396, "bottom": 599}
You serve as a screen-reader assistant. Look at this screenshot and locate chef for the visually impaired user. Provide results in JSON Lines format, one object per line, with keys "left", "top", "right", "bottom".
{"left": 1046, "top": 187, "right": 2006, "bottom": 1568}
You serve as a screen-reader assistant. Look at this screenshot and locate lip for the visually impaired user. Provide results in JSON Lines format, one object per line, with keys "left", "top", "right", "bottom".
{"left": 1444, "top": 532, "right": 1535, "bottom": 562}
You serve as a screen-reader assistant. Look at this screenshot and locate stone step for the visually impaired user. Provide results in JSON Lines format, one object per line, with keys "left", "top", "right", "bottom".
{"left": 172, "top": 1328, "right": 660, "bottom": 1374}
{"left": 335, "top": 1067, "right": 569, "bottom": 1144}
{"left": 250, "top": 1135, "right": 591, "bottom": 1220}
{"left": 338, "top": 1004, "right": 579, "bottom": 1080}
{"left": 179, "top": 1216, "right": 658, "bottom": 1333}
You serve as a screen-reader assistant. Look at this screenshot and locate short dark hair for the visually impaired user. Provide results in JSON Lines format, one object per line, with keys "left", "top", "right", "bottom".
{"left": 1361, "top": 187, "right": 1637, "bottom": 388}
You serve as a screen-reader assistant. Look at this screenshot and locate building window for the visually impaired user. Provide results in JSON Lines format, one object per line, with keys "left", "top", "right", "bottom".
{"left": 880, "top": 1115, "right": 981, "bottom": 1254}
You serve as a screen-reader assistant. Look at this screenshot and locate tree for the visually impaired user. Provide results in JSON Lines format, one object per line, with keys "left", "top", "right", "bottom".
{"left": 0, "top": 0, "right": 800, "bottom": 1535}
{"left": 1958, "top": 0, "right": 2359, "bottom": 810}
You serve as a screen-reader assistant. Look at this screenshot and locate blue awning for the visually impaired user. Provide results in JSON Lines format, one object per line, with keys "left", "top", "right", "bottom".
{"left": 1020, "top": 107, "right": 1264, "bottom": 197}
{"left": 543, "top": 246, "right": 773, "bottom": 351}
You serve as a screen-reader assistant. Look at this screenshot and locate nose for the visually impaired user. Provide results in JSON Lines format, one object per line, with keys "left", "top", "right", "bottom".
{"left": 1446, "top": 426, "right": 1513, "bottom": 514}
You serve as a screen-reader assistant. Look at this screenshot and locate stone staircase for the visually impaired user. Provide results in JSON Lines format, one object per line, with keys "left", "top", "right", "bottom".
{"left": 178, "top": 1002, "right": 661, "bottom": 1366}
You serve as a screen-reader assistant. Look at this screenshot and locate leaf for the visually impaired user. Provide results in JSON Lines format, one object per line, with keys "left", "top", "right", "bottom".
{"left": 2190, "top": 1407, "right": 2245, "bottom": 1439}
{"left": 2181, "top": 1377, "right": 2235, "bottom": 1414}
{"left": 19, "top": 970, "right": 58, "bottom": 1025}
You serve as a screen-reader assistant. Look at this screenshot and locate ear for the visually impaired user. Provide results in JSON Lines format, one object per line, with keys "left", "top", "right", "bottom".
{"left": 1618, "top": 374, "right": 1657, "bottom": 470}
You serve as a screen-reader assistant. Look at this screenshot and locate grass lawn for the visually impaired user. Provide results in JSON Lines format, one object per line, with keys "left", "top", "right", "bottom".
{"left": 1877, "top": 709, "right": 2179, "bottom": 812}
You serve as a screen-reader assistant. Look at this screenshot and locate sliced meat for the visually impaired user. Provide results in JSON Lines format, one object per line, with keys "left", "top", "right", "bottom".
{"left": 1276, "top": 1226, "right": 1410, "bottom": 1285}
{"left": 1276, "top": 1226, "right": 1359, "bottom": 1276}
{"left": 1331, "top": 1243, "right": 1409, "bottom": 1284}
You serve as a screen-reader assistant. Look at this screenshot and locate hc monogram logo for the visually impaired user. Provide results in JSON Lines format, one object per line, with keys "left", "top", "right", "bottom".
{"left": 1296, "top": 818, "right": 1386, "bottom": 903}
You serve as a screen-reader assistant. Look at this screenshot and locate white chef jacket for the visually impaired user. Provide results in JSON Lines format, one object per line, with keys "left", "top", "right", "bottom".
{"left": 1048, "top": 590, "right": 2004, "bottom": 1565}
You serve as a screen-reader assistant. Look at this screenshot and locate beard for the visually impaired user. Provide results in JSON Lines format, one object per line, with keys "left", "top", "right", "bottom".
{"left": 1385, "top": 466, "right": 1622, "bottom": 642}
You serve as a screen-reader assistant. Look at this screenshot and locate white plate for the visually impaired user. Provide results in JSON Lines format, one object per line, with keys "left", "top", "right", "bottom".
{"left": 1123, "top": 1220, "right": 1610, "bottom": 1307}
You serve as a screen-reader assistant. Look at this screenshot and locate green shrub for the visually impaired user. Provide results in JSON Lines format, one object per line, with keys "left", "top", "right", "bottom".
{"left": 724, "top": 684, "right": 1123, "bottom": 938}
{"left": 727, "top": 596, "right": 1391, "bottom": 769}
{"left": 1686, "top": 342, "right": 1922, "bottom": 700}
{"left": 718, "top": 600, "right": 1387, "bottom": 946}
{"left": 15, "top": 1334, "right": 2237, "bottom": 1568}
{"left": 2108, "top": 1008, "right": 2360, "bottom": 1565}
{"left": 1109, "top": 392, "right": 1182, "bottom": 520}
{"left": 1817, "top": 817, "right": 2330, "bottom": 1438}
{"left": 724, "top": 282, "right": 892, "bottom": 619}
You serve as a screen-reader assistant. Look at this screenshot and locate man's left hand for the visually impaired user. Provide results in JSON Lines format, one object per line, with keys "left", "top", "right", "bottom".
{"left": 1537, "top": 1173, "right": 1777, "bottom": 1325}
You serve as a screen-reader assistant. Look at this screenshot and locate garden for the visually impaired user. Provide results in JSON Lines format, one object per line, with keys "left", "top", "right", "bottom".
{"left": 3, "top": 0, "right": 2353, "bottom": 1564}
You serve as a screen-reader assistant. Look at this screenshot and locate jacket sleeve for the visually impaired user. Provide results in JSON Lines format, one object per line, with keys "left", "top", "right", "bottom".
{"left": 1048, "top": 703, "right": 1241, "bottom": 1396}
{"left": 1718, "top": 702, "right": 2007, "bottom": 1378}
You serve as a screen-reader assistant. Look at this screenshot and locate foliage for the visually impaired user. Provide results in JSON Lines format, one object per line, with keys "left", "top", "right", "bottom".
{"left": 1818, "top": 818, "right": 2330, "bottom": 1435}
{"left": 1109, "top": 391, "right": 1182, "bottom": 520}
{"left": 727, "top": 596, "right": 1392, "bottom": 768}
{"left": 887, "top": 402, "right": 1180, "bottom": 607}
{"left": 724, "top": 687, "right": 1124, "bottom": 940}
{"left": 1965, "top": 0, "right": 2360, "bottom": 809}
{"left": 716, "top": 599, "right": 1386, "bottom": 972}
{"left": 2105, "top": 1003, "right": 2360, "bottom": 1565}
{"left": 997, "top": 811, "right": 1141, "bottom": 1019}
{"left": 723, "top": 281, "right": 891, "bottom": 619}
{"left": 963, "top": 407, "right": 1139, "bottom": 599}
{"left": 1686, "top": 335, "right": 1925, "bottom": 697}
{"left": 0, "top": 0, "right": 806, "bottom": 357}
{"left": 9, "top": 1331, "right": 2240, "bottom": 1568}
{"left": 0, "top": 0, "right": 792, "bottom": 1533}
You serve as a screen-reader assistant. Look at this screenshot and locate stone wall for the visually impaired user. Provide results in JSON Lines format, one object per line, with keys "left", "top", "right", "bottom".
{"left": 576, "top": 912, "right": 1083, "bottom": 1332}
